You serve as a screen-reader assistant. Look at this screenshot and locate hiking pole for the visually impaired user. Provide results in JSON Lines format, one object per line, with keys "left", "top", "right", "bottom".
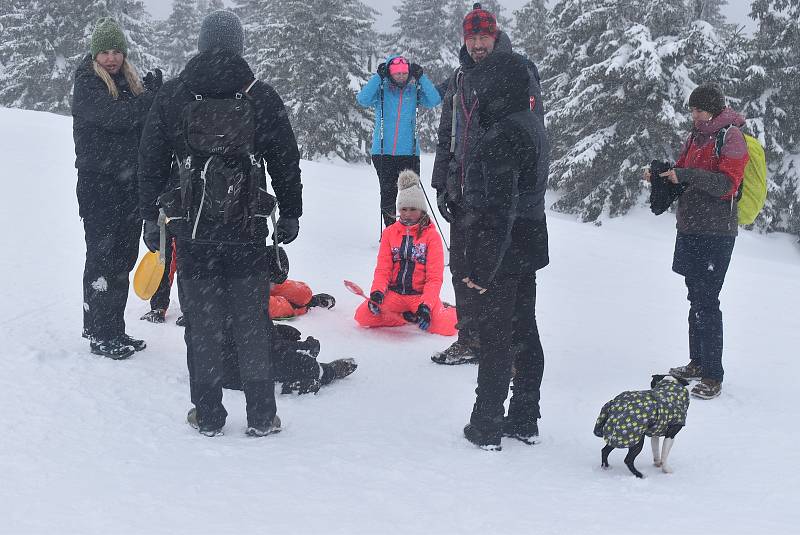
{"left": 419, "top": 179, "right": 450, "bottom": 252}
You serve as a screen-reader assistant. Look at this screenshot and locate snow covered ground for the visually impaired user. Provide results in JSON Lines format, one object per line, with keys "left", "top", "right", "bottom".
{"left": 1, "top": 107, "right": 799, "bottom": 534}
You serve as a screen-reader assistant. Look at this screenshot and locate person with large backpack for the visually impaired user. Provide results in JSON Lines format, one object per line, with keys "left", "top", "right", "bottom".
{"left": 645, "top": 84, "right": 751, "bottom": 400}
{"left": 137, "top": 11, "right": 303, "bottom": 437}
{"left": 356, "top": 54, "right": 441, "bottom": 227}
{"left": 72, "top": 18, "right": 161, "bottom": 360}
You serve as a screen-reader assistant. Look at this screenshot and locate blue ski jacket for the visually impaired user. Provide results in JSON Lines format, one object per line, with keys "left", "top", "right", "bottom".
{"left": 357, "top": 55, "right": 441, "bottom": 156}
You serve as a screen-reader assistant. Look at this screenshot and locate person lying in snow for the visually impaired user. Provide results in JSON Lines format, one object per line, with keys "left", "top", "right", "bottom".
{"left": 354, "top": 170, "right": 457, "bottom": 336}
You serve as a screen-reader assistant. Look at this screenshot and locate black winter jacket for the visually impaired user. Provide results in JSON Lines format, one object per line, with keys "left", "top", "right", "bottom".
{"left": 461, "top": 51, "right": 550, "bottom": 287}
{"left": 72, "top": 54, "right": 154, "bottom": 174}
{"left": 137, "top": 51, "right": 302, "bottom": 237}
{"left": 432, "top": 32, "right": 547, "bottom": 218}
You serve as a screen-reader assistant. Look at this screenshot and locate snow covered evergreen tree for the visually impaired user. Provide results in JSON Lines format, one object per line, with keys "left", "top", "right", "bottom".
{"left": 740, "top": 0, "right": 800, "bottom": 236}
{"left": 541, "top": 0, "right": 738, "bottom": 221}
{"left": 160, "top": 0, "right": 202, "bottom": 78}
{"left": 243, "top": 0, "right": 376, "bottom": 161}
{"left": 384, "top": 0, "right": 454, "bottom": 152}
{"left": 512, "top": 0, "right": 548, "bottom": 62}
{"left": 691, "top": 0, "right": 729, "bottom": 29}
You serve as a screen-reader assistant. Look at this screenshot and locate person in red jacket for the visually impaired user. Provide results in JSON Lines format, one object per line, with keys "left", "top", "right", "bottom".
{"left": 354, "top": 170, "right": 457, "bottom": 336}
{"left": 646, "top": 83, "right": 749, "bottom": 400}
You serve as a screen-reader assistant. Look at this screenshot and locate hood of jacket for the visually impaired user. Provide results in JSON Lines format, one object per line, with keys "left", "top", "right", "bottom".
{"left": 458, "top": 30, "right": 513, "bottom": 70}
{"left": 692, "top": 107, "right": 746, "bottom": 144}
{"left": 179, "top": 50, "right": 254, "bottom": 97}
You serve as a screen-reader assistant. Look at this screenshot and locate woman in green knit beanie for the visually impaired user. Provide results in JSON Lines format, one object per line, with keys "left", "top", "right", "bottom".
{"left": 70, "top": 17, "right": 161, "bottom": 359}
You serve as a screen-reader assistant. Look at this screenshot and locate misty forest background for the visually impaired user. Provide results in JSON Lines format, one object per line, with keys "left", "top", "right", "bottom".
{"left": 0, "top": 0, "right": 797, "bottom": 237}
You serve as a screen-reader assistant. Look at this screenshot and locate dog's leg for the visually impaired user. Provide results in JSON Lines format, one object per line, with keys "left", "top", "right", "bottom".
{"left": 660, "top": 424, "right": 683, "bottom": 474}
{"left": 651, "top": 436, "right": 662, "bottom": 467}
{"left": 601, "top": 444, "right": 614, "bottom": 470}
{"left": 624, "top": 437, "right": 645, "bottom": 478}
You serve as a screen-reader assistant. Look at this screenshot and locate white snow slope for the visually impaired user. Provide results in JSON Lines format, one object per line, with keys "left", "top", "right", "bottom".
{"left": 1, "top": 107, "right": 799, "bottom": 534}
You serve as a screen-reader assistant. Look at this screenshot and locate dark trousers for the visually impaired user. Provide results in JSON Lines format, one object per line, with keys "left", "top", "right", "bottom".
{"left": 176, "top": 240, "right": 275, "bottom": 430}
{"left": 673, "top": 233, "right": 735, "bottom": 383}
{"left": 471, "top": 271, "right": 545, "bottom": 428}
{"left": 149, "top": 238, "right": 175, "bottom": 311}
{"left": 77, "top": 171, "right": 140, "bottom": 340}
{"left": 448, "top": 210, "right": 479, "bottom": 345}
{"left": 371, "top": 155, "right": 420, "bottom": 226}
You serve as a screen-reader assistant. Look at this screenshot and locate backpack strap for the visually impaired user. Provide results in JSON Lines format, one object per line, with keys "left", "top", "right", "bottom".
{"left": 714, "top": 125, "right": 733, "bottom": 159}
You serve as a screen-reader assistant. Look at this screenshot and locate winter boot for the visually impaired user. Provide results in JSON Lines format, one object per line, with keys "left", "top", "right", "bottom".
{"left": 320, "top": 358, "right": 358, "bottom": 385}
{"left": 691, "top": 378, "right": 722, "bottom": 400}
{"left": 308, "top": 293, "right": 336, "bottom": 309}
{"left": 117, "top": 334, "right": 146, "bottom": 352}
{"left": 186, "top": 408, "right": 224, "bottom": 437}
{"left": 281, "top": 377, "right": 321, "bottom": 395}
{"left": 175, "top": 315, "right": 186, "bottom": 327}
{"left": 140, "top": 309, "right": 166, "bottom": 323}
{"left": 502, "top": 417, "right": 538, "bottom": 445}
{"left": 90, "top": 338, "right": 135, "bottom": 360}
{"left": 246, "top": 415, "right": 282, "bottom": 437}
{"left": 431, "top": 338, "right": 479, "bottom": 365}
{"left": 464, "top": 403, "right": 503, "bottom": 451}
{"left": 669, "top": 361, "right": 702, "bottom": 381}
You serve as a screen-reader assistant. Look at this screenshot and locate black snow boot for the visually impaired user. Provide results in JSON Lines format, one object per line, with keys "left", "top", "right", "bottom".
{"left": 246, "top": 415, "right": 282, "bottom": 437}
{"left": 502, "top": 417, "right": 538, "bottom": 445}
{"left": 187, "top": 408, "right": 224, "bottom": 437}
{"left": 117, "top": 333, "right": 146, "bottom": 352}
{"left": 431, "top": 337, "right": 479, "bottom": 365}
{"left": 464, "top": 403, "right": 504, "bottom": 451}
{"left": 140, "top": 309, "right": 166, "bottom": 323}
{"left": 308, "top": 293, "right": 336, "bottom": 309}
{"left": 90, "top": 338, "right": 135, "bottom": 360}
{"left": 320, "top": 358, "right": 358, "bottom": 385}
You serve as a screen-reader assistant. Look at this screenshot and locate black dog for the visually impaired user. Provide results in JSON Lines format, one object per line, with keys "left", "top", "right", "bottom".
{"left": 594, "top": 375, "right": 690, "bottom": 478}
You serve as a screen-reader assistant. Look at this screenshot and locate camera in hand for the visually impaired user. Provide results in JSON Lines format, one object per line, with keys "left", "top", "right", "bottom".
{"left": 649, "top": 160, "right": 685, "bottom": 215}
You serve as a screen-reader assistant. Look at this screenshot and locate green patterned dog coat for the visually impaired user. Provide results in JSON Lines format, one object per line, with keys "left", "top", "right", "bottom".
{"left": 595, "top": 379, "right": 690, "bottom": 448}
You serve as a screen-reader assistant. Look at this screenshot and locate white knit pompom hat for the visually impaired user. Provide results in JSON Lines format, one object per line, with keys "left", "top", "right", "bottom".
{"left": 395, "top": 169, "right": 427, "bottom": 213}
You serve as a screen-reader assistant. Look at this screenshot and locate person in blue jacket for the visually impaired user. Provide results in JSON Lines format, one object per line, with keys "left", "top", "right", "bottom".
{"left": 357, "top": 55, "right": 441, "bottom": 227}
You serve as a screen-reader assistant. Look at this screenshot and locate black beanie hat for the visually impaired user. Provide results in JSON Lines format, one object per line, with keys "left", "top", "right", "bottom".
{"left": 688, "top": 83, "right": 725, "bottom": 117}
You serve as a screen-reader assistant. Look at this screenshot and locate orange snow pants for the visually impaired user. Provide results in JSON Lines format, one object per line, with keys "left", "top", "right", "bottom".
{"left": 269, "top": 280, "right": 313, "bottom": 319}
{"left": 354, "top": 291, "right": 457, "bottom": 336}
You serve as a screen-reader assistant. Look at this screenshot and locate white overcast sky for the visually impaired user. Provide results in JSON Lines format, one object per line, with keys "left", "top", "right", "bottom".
{"left": 142, "top": 0, "right": 757, "bottom": 33}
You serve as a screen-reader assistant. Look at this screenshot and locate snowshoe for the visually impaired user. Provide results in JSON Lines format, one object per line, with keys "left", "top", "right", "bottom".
{"left": 431, "top": 339, "right": 479, "bottom": 365}
{"left": 669, "top": 361, "right": 702, "bottom": 381}
{"left": 140, "top": 309, "right": 166, "bottom": 323}
{"left": 246, "top": 415, "right": 282, "bottom": 437}
{"left": 308, "top": 293, "right": 336, "bottom": 309}
{"left": 691, "top": 378, "right": 722, "bottom": 400}
{"left": 90, "top": 338, "right": 135, "bottom": 360}
{"left": 502, "top": 417, "right": 538, "bottom": 445}
{"left": 187, "top": 408, "right": 224, "bottom": 437}
{"left": 118, "top": 334, "right": 146, "bottom": 352}
{"left": 463, "top": 423, "right": 502, "bottom": 451}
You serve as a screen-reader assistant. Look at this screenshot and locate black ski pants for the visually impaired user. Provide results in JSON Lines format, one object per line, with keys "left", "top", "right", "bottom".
{"left": 371, "top": 155, "right": 420, "bottom": 226}
{"left": 471, "top": 271, "right": 545, "bottom": 429}
{"left": 176, "top": 240, "right": 275, "bottom": 431}
{"left": 448, "top": 209, "right": 479, "bottom": 346}
{"left": 77, "top": 170, "right": 140, "bottom": 340}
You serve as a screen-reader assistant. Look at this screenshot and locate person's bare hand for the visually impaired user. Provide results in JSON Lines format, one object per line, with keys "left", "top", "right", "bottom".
{"left": 659, "top": 169, "right": 679, "bottom": 184}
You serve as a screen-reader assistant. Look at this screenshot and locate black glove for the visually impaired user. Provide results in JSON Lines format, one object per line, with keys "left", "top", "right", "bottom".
{"left": 368, "top": 291, "right": 384, "bottom": 315}
{"left": 409, "top": 63, "right": 423, "bottom": 80}
{"left": 648, "top": 160, "right": 686, "bottom": 215}
{"left": 143, "top": 220, "right": 160, "bottom": 252}
{"left": 143, "top": 68, "right": 163, "bottom": 92}
{"left": 274, "top": 217, "right": 299, "bottom": 244}
{"left": 416, "top": 304, "right": 431, "bottom": 331}
{"left": 436, "top": 189, "right": 454, "bottom": 223}
{"left": 377, "top": 62, "right": 388, "bottom": 79}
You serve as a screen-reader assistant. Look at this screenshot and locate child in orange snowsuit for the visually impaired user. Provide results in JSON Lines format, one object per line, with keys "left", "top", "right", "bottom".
{"left": 354, "top": 170, "right": 457, "bottom": 336}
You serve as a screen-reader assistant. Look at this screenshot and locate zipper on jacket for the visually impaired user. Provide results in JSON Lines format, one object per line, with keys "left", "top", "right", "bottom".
{"left": 392, "top": 89, "right": 404, "bottom": 155}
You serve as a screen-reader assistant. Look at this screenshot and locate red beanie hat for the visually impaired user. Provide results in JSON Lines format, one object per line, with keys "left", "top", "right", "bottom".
{"left": 463, "top": 3, "right": 498, "bottom": 40}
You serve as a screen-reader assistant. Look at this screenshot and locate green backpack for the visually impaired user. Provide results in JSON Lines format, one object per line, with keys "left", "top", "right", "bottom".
{"left": 714, "top": 126, "right": 767, "bottom": 225}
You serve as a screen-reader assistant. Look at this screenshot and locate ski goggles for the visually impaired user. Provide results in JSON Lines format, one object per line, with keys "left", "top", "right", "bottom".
{"left": 388, "top": 57, "right": 409, "bottom": 75}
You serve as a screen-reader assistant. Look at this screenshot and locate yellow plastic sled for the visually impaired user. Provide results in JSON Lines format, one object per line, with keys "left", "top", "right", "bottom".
{"left": 133, "top": 250, "right": 165, "bottom": 300}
